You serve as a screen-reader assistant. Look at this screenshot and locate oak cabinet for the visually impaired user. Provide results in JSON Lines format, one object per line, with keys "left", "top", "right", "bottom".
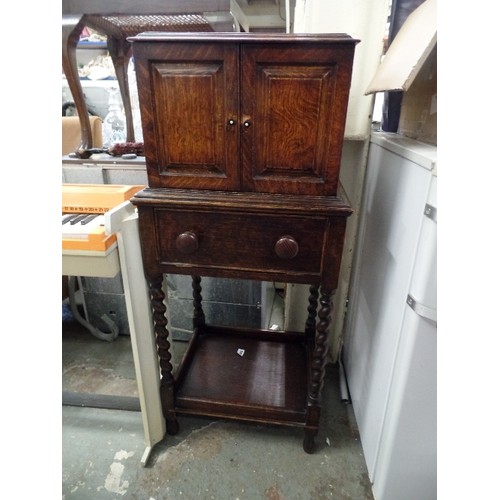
{"left": 130, "top": 33, "right": 358, "bottom": 452}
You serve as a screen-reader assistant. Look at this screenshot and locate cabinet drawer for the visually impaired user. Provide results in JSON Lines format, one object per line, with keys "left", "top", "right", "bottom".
{"left": 155, "top": 209, "right": 328, "bottom": 276}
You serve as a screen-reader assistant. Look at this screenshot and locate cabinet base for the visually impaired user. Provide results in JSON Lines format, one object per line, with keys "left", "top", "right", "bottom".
{"left": 168, "top": 325, "right": 319, "bottom": 451}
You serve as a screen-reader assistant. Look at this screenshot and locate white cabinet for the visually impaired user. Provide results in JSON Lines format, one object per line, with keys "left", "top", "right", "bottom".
{"left": 343, "top": 132, "right": 437, "bottom": 500}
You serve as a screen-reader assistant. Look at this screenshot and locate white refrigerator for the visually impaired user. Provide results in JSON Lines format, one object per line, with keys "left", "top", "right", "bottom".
{"left": 342, "top": 132, "right": 437, "bottom": 500}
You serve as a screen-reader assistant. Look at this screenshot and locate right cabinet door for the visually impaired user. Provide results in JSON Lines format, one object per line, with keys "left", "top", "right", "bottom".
{"left": 240, "top": 42, "right": 355, "bottom": 196}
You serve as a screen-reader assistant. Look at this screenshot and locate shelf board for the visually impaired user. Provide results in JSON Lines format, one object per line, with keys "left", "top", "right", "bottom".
{"left": 175, "top": 327, "right": 310, "bottom": 425}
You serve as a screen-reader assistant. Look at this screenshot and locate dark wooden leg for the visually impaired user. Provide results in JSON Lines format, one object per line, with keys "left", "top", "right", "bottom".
{"left": 192, "top": 276, "right": 206, "bottom": 330}
{"left": 107, "top": 35, "right": 135, "bottom": 143}
{"left": 304, "top": 287, "right": 333, "bottom": 453}
{"left": 149, "top": 274, "right": 178, "bottom": 435}
{"left": 62, "top": 15, "right": 94, "bottom": 158}
{"left": 305, "top": 284, "right": 319, "bottom": 338}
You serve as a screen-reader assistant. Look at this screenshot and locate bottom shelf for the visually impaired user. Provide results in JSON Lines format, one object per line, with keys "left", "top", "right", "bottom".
{"left": 174, "top": 326, "right": 311, "bottom": 426}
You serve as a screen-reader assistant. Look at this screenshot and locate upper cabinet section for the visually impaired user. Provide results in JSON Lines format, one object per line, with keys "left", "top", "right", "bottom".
{"left": 131, "top": 33, "right": 359, "bottom": 195}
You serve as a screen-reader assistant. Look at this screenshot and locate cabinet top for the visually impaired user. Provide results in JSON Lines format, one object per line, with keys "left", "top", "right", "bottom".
{"left": 129, "top": 32, "right": 360, "bottom": 45}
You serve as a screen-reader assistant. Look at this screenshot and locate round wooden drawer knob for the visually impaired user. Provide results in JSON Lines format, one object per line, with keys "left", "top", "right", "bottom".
{"left": 274, "top": 235, "right": 299, "bottom": 259}
{"left": 175, "top": 231, "right": 199, "bottom": 254}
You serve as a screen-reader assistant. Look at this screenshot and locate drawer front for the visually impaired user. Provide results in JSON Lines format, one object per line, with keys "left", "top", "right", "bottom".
{"left": 155, "top": 209, "right": 327, "bottom": 276}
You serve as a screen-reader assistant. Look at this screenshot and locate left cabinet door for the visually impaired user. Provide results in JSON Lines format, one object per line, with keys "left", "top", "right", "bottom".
{"left": 135, "top": 42, "right": 240, "bottom": 191}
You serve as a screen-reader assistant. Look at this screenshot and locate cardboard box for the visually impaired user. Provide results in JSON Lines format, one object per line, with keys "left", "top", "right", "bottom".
{"left": 365, "top": 0, "right": 437, "bottom": 145}
{"left": 398, "top": 44, "right": 436, "bottom": 145}
{"left": 62, "top": 116, "right": 103, "bottom": 155}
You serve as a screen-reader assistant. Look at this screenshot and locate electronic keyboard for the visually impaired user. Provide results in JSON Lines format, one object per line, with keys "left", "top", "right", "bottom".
{"left": 62, "top": 184, "right": 144, "bottom": 252}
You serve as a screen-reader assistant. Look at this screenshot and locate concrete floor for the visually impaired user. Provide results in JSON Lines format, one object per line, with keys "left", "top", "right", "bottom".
{"left": 62, "top": 295, "right": 373, "bottom": 500}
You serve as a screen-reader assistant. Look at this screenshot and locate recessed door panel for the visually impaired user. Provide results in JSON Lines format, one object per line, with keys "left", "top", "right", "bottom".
{"left": 153, "top": 62, "right": 222, "bottom": 167}
{"left": 254, "top": 64, "right": 335, "bottom": 177}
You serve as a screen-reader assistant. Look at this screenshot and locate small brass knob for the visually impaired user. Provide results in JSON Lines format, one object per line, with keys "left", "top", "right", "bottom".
{"left": 175, "top": 231, "right": 199, "bottom": 254}
{"left": 228, "top": 119, "right": 235, "bottom": 126}
{"left": 274, "top": 235, "right": 299, "bottom": 259}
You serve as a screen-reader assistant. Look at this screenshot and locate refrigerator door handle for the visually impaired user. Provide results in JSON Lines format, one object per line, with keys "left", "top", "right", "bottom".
{"left": 406, "top": 294, "right": 437, "bottom": 324}
{"left": 424, "top": 203, "right": 437, "bottom": 222}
